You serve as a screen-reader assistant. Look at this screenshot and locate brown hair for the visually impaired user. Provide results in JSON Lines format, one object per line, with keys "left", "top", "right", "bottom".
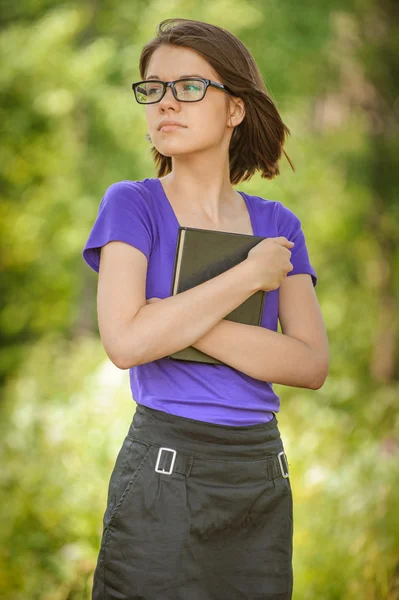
{"left": 138, "top": 18, "right": 295, "bottom": 185}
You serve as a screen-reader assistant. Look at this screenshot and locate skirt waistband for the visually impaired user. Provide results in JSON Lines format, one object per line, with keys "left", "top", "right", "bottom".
{"left": 128, "top": 403, "right": 284, "bottom": 460}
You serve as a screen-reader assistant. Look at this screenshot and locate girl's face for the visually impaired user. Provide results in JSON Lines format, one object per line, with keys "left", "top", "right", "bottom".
{"left": 143, "top": 45, "right": 242, "bottom": 159}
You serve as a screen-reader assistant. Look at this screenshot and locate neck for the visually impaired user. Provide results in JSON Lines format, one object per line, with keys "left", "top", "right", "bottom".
{"left": 160, "top": 162, "right": 239, "bottom": 224}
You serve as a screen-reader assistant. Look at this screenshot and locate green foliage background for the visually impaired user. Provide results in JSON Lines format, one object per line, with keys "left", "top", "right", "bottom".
{"left": 1, "top": 0, "right": 398, "bottom": 598}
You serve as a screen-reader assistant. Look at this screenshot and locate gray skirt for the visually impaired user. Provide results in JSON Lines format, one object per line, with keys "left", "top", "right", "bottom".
{"left": 92, "top": 403, "right": 293, "bottom": 600}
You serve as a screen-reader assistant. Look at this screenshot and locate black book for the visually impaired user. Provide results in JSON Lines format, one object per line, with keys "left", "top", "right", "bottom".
{"left": 166, "top": 226, "right": 267, "bottom": 365}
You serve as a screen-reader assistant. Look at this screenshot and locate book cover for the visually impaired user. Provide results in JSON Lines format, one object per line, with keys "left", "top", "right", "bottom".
{"left": 167, "top": 226, "right": 267, "bottom": 365}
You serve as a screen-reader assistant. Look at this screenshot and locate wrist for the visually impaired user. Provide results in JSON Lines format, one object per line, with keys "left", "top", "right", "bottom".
{"left": 238, "top": 258, "right": 261, "bottom": 294}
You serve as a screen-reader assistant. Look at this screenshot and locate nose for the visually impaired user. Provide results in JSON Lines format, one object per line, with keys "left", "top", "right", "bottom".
{"left": 159, "top": 84, "right": 178, "bottom": 107}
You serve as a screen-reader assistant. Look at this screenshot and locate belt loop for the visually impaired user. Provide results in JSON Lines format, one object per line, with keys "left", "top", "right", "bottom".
{"left": 185, "top": 456, "right": 194, "bottom": 478}
{"left": 264, "top": 458, "right": 271, "bottom": 481}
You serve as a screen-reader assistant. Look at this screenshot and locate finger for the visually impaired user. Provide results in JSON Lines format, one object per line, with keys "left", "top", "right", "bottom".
{"left": 274, "top": 237, "right": 295, "bottom": 246}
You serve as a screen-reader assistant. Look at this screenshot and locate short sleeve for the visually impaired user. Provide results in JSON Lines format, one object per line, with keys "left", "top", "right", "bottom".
{"left": 82, "top": 181, "right": 154, "bottom": 273}
{"left": 276, "top": 201, "right": 318, "bottom": 287}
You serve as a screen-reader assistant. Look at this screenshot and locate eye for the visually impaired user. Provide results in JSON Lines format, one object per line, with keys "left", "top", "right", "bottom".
{"left": 183, "top": 83, "right": 201, "bottom": 92}
{"left": 148, "top": 86, "right": 161, "bottom": 95}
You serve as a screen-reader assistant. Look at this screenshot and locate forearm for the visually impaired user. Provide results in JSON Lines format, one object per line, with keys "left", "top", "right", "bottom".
{"left": 119, "top": 259, "right": 259, "bottom": 368}
{"left": 192, "top": 319, "right": 326, "bottom": 389}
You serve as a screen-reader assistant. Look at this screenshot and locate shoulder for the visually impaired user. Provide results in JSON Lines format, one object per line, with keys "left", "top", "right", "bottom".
{"left": 244, "top": 191, "right": 279, "bottom": 215}
{"left": 98, "top": 180, "right": 157, "bottom": 221}
{"left": 275, "top": 202, "right": 304, "bottom": 238}
{"left": 101, "top": 179, "right": 152, "bottom": 206}
{"left": 245, "top": 192, "right": 300, "bottom": 230}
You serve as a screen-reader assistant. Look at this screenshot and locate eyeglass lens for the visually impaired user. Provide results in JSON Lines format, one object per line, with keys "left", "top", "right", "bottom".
{"left": 135, "top": 79, "right": 205, "bottom": 103}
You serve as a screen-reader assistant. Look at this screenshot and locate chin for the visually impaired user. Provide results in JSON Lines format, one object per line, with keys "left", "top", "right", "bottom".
{"left": 155, "top": 144, "right": 193, "bottom": 158}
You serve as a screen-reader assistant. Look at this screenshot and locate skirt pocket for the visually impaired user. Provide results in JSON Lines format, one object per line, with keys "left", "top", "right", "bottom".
{"left": 102, "top": 436, "right": 153, "bottom": 532}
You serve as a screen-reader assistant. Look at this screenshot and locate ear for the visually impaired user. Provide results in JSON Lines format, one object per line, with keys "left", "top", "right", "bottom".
{"left": 227, "top": 96, "right": 245, "bottom": 129}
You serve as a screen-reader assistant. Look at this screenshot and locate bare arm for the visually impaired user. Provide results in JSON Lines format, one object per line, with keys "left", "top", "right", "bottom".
{"left": 118, "top": 259, "right": 260, "bottom": 369}
{"left": 191, "top": 273, "right": 329, "bottom": 388}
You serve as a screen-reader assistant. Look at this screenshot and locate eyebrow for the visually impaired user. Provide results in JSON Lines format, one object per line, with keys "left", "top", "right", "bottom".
{"left": 145, "top": 74, "right": 205, "bottom": 80}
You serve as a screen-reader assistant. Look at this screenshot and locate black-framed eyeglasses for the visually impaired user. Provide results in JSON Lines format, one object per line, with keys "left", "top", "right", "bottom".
{"left": 131, "top": 77, "right": 234, "bottom": 104}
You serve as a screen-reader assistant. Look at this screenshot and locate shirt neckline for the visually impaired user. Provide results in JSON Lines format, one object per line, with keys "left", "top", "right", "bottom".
{"left": 151, "top": 177, "right": 258, "bottom": 237}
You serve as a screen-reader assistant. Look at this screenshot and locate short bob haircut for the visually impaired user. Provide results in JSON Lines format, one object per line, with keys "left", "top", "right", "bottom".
{"left": 139, "top": 18, "right": 295, "bottom": 185}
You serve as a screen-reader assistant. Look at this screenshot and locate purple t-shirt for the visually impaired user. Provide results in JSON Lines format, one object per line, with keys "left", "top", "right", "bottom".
{"left": 82, "top": 178, "right": 317, "bottom": 426}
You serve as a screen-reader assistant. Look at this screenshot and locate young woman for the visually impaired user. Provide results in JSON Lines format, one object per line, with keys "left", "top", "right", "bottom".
{"left": 82, "top": 17, "right": 329, "bottom": 600}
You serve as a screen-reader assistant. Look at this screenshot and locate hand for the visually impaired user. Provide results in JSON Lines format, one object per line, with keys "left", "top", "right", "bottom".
{"left": 246, "top": 236, "right": 295, "bottom": 292}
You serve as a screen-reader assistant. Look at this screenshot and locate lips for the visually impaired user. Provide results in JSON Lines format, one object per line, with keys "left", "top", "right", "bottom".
{"left": 160, "top": 125, "right": 183, "bottom": 132}
{"left": 158, "top": 121, "right": 184, "bottom": 130}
